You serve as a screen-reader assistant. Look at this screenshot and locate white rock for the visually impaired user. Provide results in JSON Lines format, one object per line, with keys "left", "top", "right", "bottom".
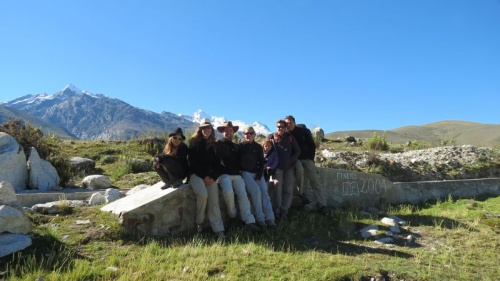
{"left": 28, "top": 147, "right": 60, "bottom": 191}
{"left": 360, "top": 225, "right": 379, "bottom": 238}
{"left": 0, "top": 133, "right": 28, "bottom": 191}
{"left": 381, "top": 217, "right": 397, "bottom": 226}
{"left": 82, "top": 175, "right": 112, "bottom": 189}
{"left": 0, "top": 181, "right": 17, "bottom": 206}
{"left": 0, "top": 205, "right": 32, "bottom": 234}
{"left": 105, "top": 188, "right": 124, "bottom": 203}
{"left": 89, "top": 192, "right": 106, "bottom": 206}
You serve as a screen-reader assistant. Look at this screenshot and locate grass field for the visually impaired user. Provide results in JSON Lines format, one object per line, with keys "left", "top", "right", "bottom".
{"left": 1, "top": 195, "right": 499, "bottom": 280}
{"left": 1, "top": 136, "right": 500, "bottom": 280}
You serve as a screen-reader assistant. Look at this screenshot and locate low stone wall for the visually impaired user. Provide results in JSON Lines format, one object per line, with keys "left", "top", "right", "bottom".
{"left": 101, "top": 168, "right": 500, "bottom": 237}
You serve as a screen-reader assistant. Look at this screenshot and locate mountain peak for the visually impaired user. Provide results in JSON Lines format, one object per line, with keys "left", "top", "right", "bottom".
{"left": 61, "top": 83, "right": 83, "bottom": 94}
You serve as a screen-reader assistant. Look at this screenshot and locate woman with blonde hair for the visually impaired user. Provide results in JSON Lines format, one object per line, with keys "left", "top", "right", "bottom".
{"left": 188, "top": 118, "right": 226, "bottom": 239}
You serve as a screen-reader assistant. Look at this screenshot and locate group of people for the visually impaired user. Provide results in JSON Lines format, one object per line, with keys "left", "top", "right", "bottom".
{"left": 153, "top": 115, "right": 327, "bottom": 239}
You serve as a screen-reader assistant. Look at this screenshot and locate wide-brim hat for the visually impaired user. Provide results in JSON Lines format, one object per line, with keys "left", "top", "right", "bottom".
{"left": 169, "top": 127, "right": 186, "bottom": 140}
{"left": 217, "top": 121, "right": 239, "bottom": 133}
{"left": 198, "top": 118, "right": 213, "bottom": 128}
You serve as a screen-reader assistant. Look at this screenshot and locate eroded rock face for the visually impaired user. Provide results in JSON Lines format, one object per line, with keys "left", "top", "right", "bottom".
{"left": 0, "top": 132, "right": 27, "bottom": 191}
{"left": 318, "top": 145, "right": 500, "bottom": 182}
{"left": 28, "top": 147, "right": 60, "bottom": 191}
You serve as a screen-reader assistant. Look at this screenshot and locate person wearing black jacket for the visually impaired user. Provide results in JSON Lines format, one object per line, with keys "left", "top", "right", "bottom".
{"left": 215, "top": 121, "right": 260, "bottom": 232}
{"left": 285, "top": 115, "right": 328, "bottom": 215}
{"left": 153, "top": 127, "right": 189, "bottom": 189}
{"left": 188, "top": 118, "right": 226, "bottom": 239}
{"left": 239, "top": 126, "right": 276, "bottom": 228}
{"left": 268, "top": 119, "right": 301, "bottom": 221}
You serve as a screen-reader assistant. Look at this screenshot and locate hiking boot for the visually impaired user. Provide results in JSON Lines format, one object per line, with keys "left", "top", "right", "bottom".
{"left": 160, "top": 183, "right": 170, "bottom": 190}
{"left": 279, "top": 210, "right": 288, "bottom": 221}
{"left": 244, "top": 223, "right": 262, "bottom": 232}
{"left": 215, "top": 231, "right": 226, "bottom": 240}
{"left": 171, "top": 180, "right": 184, "bottom": 188}
{"left": 304, "top": 202, "right": 319, "bottom": 212}
{"left": 266, "top": 220, "right": 277, "bottom": 228}
{"left": 257, "top": 221, "right": 267, "bottom": 229}
{"left": 299, "top": 193, "right": 311, "bottom": 206}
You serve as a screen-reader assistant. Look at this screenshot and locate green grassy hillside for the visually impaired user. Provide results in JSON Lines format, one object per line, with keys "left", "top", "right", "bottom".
{"left": 326, "top": 120, "right": 500, "bottom": 146}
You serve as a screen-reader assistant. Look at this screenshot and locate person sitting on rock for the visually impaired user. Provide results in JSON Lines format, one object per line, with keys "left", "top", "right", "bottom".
{"left": 188, "top": 118, "right": 226, "bottom": 239}
{"left": 215, "top": 121, "right": 260, "bottom": 232}
{"left": 153, "top": 127, "right": 189, "bottom": 189}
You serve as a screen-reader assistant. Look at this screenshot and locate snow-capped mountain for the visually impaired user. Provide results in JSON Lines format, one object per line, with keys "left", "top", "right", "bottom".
{"left": 2, "top": 84, "right": 195, "bottom": 140}
{"left": 182, "top": 109, "right": 272, "bottom": 137}
{"left": 2, "top": 84, "right": 273, "bottom": 140}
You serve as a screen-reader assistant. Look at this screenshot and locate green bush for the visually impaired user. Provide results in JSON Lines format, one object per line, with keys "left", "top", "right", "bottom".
{"left": 365, "top": 132, "right": 389, "bottom": 151}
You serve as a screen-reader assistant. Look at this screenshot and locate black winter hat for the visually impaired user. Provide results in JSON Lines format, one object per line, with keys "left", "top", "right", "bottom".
{"left": 169, "top": 127, "right": 186, "bottom": 140}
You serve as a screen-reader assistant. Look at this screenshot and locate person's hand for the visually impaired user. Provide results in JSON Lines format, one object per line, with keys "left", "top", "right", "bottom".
{"left": 154, "top": 157, "right": 161, "bottom": 169}
{"left": 203, "top": 176, "right": 214, "bottom": 186}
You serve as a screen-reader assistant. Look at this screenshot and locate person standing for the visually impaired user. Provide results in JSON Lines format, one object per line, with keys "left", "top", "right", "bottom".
{"left": 269, "top": 119, "right": 301, "bottom": 221}
{"left": 285, "top": 115, "right": 328, "bottom": 215}
{"left": 153, "top": 127, "right": 189, "bottom": 189}
{"left": 188, "top": 118, "right": 226, "bottom": 239}
{"left": 215, "top": 121, "right": 260, "bottom": 232}
{"left": 238, "top": 126, "right": 276, "bottom": 228}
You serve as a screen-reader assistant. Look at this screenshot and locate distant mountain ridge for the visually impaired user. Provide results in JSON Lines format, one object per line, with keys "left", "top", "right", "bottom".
{"left": 1, "top": 84, "right": 272, "bottom": 140}
{"left": 0, "top": 104, "right": 75, "bottom": 139}
{"left": 326, "top": 120, "right": 500, "bottom": 147}
{"left": 3, "top": 84, "right": 498, "bottom": 145}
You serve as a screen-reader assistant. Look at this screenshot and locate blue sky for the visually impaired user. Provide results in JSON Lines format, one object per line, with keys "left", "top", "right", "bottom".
{"left": 1, "top": 1, "right": 499, "bottom": 133}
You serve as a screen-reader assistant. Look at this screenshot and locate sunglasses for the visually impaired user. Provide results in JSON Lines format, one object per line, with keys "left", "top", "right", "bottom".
{"left": 276, "top": 126, "right": 284, "bottom": 129}
{"left": 171, "top": 136, "right": 183, "bottom": 141}
{"left": 244, "top": 132, "right": 255, "bottom": 135}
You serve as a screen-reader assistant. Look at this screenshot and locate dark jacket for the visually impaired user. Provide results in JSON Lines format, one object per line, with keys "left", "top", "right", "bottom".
{"left": 289, "top": 125, "right": 316, "bottom": 161}
{"left": 214, "top": 139, "right": 241, "bottom": 175}
{"left": 238, "top": 140, "right": 265, "bottom": 180}
{"left": 263, "top": 148, "right": 278, "bottom": 172}
{"left": 270, "top": 132, "right": 301, "bottom": 170}
{"left": 188, "top": 138, "right": 221, "bottom": 180}
{"left": 155, "top": 142, "right": 189, "bottom": 179}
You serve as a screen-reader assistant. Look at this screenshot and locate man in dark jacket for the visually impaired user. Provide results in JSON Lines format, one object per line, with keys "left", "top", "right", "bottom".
{"left": 285, "top": 115, "right": 328, "bottom": 215}
{"left": 215, "top": 121, "right": 260, "bottom": 231}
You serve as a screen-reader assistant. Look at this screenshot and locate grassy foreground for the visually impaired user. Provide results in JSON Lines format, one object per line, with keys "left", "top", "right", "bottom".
{"left": 1, "top": 195, "right": 499, "bottom": 280}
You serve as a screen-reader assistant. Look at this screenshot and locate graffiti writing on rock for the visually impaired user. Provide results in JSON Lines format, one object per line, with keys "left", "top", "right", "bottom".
{"left": 334, "top": 173, "right": 388, "bottom": 196}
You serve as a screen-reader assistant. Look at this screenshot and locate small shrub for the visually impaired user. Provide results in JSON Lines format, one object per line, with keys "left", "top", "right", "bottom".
{"left": 365, "top": 132, "right": 389, "bottom": 151}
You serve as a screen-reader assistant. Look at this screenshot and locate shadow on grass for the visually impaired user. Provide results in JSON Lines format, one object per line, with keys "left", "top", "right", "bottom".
{"left": 0, "top": 231, "right": 90, "bottom": 280}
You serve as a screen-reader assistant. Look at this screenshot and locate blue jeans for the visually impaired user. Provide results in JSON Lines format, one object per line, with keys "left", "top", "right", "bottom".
{"left": 218, "top": 174, "right": 255, "bottom": 224}
{"left": 241, "top": 171, "right": 275, "bottom": 222}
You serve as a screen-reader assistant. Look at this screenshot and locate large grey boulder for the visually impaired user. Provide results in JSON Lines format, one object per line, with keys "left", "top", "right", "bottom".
{"left": 28, "top": 147, "right": 60, "bottom": 191}
{"left": 0, "top": 132, "right": 27, "bottom": 191}
{"left": 68, "top": 157, "right": 95, "bottom": 174}
{"left": 0, "top": 181, "right": 18, "bottom": 206}
{"left": 312, "top": 127, "right": 325, "bottom": 141}
{"left": 82, "top": 175, "right": 112, "bottom": 189}
{"left": 0, "top": 233, "right": 32, "bottom": 258}
{"left": 0, "top": 205, "right": 32, "bottom": 234}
